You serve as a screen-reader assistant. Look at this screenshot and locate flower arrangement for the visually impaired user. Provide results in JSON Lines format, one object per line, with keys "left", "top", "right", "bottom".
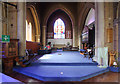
{"left": 67, "top": 42, "right": 70, "bottom": 45}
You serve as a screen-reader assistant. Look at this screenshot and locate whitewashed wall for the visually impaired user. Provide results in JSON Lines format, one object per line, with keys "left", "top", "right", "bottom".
{"left": 47, "top": 39, "right": 73, "bottom": 46}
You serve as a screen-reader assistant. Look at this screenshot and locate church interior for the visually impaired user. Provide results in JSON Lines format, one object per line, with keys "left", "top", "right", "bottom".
{"left": 0, "top": 1, "right": 120, "bottom": 84}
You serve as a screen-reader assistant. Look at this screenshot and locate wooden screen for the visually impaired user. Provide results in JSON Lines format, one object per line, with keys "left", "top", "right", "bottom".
{"left": 107, "top": 28, "right": 113, "bottom": 43}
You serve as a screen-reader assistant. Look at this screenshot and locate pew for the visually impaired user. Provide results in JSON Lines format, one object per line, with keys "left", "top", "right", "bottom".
{"left": 26, "top": 41, "right": 41, "bottom": 60}
{"left": 26, "top": 41, "right": 40, "bottom": 53}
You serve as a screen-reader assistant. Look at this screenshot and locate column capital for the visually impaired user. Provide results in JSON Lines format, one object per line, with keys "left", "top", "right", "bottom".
{"left": 35, "top": 35, "right": 40, "bottom": 36}
{"left": 42, "top": 25, "right": 46, "bottom": 27}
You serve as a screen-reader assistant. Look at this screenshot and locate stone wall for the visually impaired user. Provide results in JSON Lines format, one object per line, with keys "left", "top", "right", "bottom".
{"left": 7, "top": 3, "right": 17, "bottom": 39}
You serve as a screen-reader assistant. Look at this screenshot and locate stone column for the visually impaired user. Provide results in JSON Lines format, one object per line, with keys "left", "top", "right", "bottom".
{"left": 0, "top": 2, "right": 2, "bottom": 73}
{"left": 17, "top": 2, "right": 26, "bottom": 57}
{"left": 113, "top": 20, "right": 118, "bottom": 51}
{"left": 97, "top": 2, "right": 105, "bottom": 47}
{"left": 73, "top": 25, "right": 78, "bottom": 47}
{"left": 118, "top": 2, "right": 120, "bottom": 67}
{"left": 78, "top": 33, "right": 82, "bottom": 49}
{"left": 42, "top": 26, "right": 46, "bottom": 47}
{"left": 35, "top": 35, "right": 40, "bottom": 42}
{"left": 93, "top": 2, "right": 105, "bottom": 63}
{"left": 93, "top": 2, "right": 99, "bottom": 62}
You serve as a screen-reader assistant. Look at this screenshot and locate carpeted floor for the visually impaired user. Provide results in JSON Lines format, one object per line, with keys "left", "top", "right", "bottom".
{"left": 37, "top": 51, "right": 93, "bottom": 63}
{"left": 13, "top": 51, "right": 109, "bottom": 82}
{"left": 1, "top": 73, "right": 23, "bottom": 83}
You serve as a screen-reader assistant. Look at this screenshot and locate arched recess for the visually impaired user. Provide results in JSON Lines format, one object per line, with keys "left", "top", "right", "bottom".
{"left": 43, "top": 4, "right": 75, "bottom": 30}
{"left": 42, "top": 4, "right": 75, "bottom": 46}
{"left": 46, "top": 9, "right": 73, "bottom": 46}
{"left": 78, "top": 3, "right": 95, "bottom": 33}
{"left": 78, "top": 3, "right": 95, "bottom": 49}
{"left": 27, "top": 5, "right": 40, "bottom": 42}
{"left": 78, "top": 7, "right": 90, "bottom": 49}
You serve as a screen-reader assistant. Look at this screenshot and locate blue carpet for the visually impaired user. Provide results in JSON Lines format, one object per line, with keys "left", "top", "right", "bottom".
{"left": 14, "top": 65, "right": 109, "bottom": 81}
{"left": 37, "top": 51, "right": 94, "bottom": 63}
{"left": 13, "top": 51, "right": 109, "bottom": 81}
{"left": 109, "top": 66, "right": 120, "bottom": 72}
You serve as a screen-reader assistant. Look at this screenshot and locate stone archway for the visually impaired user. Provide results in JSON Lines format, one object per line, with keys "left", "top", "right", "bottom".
{"left": 27, "top": 5, "right": 40, "bottom": 42}
{"left": 78, "top": 3, "right": 93, "bottom": 49}
{"left": 78, "top": 2, "right": 109, "bottom": 67}
{"left": 42, "top": 4, "right": 75, "bottom": 46}
{"left": 43, "top": 4, "right": 75, "bottom": 28}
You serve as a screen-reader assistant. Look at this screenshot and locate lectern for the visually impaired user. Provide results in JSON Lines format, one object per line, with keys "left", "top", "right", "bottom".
{"left": 2, "top": 39, "right": 19, "bottom": 74}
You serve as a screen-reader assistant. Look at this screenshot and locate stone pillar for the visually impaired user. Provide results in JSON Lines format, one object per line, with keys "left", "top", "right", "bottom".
{"left": 0, "top": 2, "right": 2, "bottom": 73}
{"left": 93, "top": 2, "right": 99, "bottom": 62}
{"left": 118, "top": 2, "right": 120, "bottom": 67}
{"left": 17, "top": 2, "right": 26, "bottom": 57}
{"left": 113, "top": 19, "right": 118, "bottom": 51}
{"left": 97, "top": 2, "right": 105, "bottom": 47}
{"left": 93, "top": 2, "right": 105, "bottom": 63}
{"left": 35, "top": 35, "right": 40, "bottom": 42}
{"left": 42, "top": 26, "right": 46, "bottom": 47}
{"left": 78, "top": 33, "right": 82, "bottom": 49}
{"left": 73, "top": 25, "right": 78, "bottom": 47}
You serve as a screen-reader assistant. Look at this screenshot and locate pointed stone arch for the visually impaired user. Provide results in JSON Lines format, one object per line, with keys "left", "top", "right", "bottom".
{"left": 27, "top": 5, "right": 40, "bottom": 42}
{"left": 43, "top": 4, "right": 75, "bottom": 29}
{"left": 78, "top": 3, "right": 94, "bottom": 49}
{"left": 78, "top": 7, "right": 90, "bottom": 33}
{"left": 78, "top": 3, "right": 95, "bottom": 33}
{"left": 42, "top": 4, "right": 75, "bottom": 46}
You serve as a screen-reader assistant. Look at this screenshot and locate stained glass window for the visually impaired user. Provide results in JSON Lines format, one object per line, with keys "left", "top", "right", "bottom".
{"left": 54, "top": 18, "right": 65, "bottom": 39}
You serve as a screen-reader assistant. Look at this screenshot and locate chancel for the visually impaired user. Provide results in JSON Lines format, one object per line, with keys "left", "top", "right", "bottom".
{"left": 0, "top": 1, "right": 120, "bottom": 84}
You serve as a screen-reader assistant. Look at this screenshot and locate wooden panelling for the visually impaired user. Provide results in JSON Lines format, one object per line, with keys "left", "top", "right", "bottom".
{"left": 107, "top": 28, "right": 113, "bottom": 43}
{"left": 2, "top": 58, "right": 13, "bottom": 73}
{"left": 2, "top": 39, "right": 19, "bottom": 58}
{"left": 26, "top": 41, "right": 40, "bottom": 53}
{"left": 2, "top": 39, "right": 19, "bottom": 73}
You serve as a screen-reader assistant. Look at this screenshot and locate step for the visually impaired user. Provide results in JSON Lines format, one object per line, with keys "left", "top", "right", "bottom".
{"left": 31, "top": 62, "right": 98, "bottom": 66}
{"left": 22, "top": 62, "right": 30, "bottom": 67}
{"left": 19, "top": 59, "right": 27, "bottom": 63}
{"left": 13, "top": 66, "right": 109, "bottom": 82}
